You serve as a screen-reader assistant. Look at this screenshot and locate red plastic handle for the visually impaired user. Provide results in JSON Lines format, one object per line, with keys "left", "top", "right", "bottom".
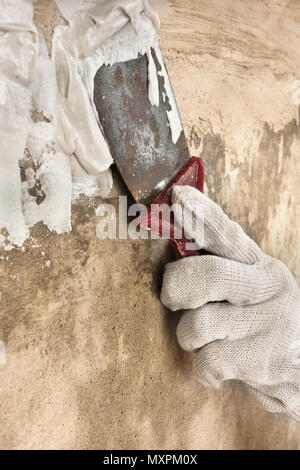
{"left": 137, "top": 157, "right": 205, "bottom": 258}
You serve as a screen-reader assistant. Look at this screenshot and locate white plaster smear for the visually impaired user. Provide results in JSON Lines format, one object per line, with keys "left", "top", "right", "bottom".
{"left": 76, "top": 10, "right": 160, "bottom": 129}
{"left": 0, "top": 0, "right": 171, "bottom": 249}
{"left": 0, "top": 0, "right": 37, "bottom": 248}
{"left": 155, "top": 45, "right": 183, "bottom": 144}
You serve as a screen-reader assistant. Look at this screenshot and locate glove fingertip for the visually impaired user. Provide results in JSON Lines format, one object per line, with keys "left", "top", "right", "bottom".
{"left": 161, "top": 260, "right": 189, "bottom": 311}
{"left": 171, "top": 184, "right": 203, "bottom": 206}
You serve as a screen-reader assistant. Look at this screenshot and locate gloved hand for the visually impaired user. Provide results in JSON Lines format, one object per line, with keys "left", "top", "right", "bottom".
{"left": 161, "top": 185, "right": 300, "bottom": 421}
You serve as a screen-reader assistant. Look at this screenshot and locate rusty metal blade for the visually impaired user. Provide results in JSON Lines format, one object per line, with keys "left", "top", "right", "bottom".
{"left": 93, "top": 47, "right": 190, "bottom": 205}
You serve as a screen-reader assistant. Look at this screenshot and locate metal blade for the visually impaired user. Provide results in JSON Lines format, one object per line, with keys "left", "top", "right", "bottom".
{"left": 93, "top": 46, "right": 189, "bottom": 205}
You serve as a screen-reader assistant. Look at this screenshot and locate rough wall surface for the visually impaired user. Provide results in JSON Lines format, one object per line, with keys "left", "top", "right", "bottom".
{"left": 0, "top": 0, "right": 299, "bottom": 450}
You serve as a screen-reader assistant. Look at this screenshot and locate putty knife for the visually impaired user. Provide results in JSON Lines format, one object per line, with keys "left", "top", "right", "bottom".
{"left": 94, "top": 46, "right": 204, "bottom": 258}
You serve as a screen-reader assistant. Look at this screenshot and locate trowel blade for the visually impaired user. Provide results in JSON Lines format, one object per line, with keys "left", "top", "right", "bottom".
{"left": 93, "top": 46, "right": 190, "bottom": 206}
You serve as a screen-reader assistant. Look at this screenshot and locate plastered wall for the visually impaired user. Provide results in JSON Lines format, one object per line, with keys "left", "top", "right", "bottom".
{"left": 0, "top": 0, "right": 299, "bottom": 449}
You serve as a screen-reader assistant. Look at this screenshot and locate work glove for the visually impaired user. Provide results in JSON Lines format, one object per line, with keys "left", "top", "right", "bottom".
{"left": 161, "top": 185, "right": 300, "bottom": 421}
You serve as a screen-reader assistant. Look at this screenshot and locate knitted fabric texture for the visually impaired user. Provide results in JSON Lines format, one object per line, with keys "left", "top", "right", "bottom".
{"left": 161, "top": 185, "right": 300, "bottom": 421}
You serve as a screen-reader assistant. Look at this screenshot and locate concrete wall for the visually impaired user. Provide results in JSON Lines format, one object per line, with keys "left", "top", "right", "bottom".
{"left": 0, "top": 0, "right": 299, "bottom": 449}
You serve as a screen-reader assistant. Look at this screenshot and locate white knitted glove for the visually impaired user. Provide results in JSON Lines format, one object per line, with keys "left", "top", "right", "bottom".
{"left": 161, "top": 185, "right": 300, "bottom": 421}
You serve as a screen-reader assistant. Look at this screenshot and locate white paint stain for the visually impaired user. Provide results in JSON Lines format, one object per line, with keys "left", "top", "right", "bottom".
{"left": 155, "top": 45, "right": 183, "bottom": 144}
{"left": 0, "top": 340, "right": 6, "bottom": 365}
